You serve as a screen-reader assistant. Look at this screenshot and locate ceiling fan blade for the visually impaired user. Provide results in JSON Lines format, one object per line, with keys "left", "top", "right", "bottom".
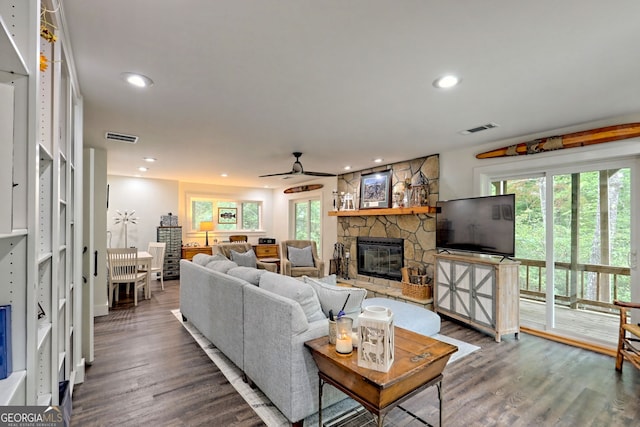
{"left": 303, "top": 171, "right": 336, "bottom": 177}
{"left": 258, "top": 171, "right": 294, "bottom": 178}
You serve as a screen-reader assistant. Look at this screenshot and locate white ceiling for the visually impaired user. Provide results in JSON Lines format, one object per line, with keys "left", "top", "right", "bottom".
{"left": 61, "top": 1, "right": 640, "bottom": 188}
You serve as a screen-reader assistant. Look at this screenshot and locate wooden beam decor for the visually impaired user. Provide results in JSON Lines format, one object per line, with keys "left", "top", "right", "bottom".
{"left": 283, "top": 183, "right": 323, "bottom": 194}
{"left": 476, "top": 123, "right": 640, "bottom": 159}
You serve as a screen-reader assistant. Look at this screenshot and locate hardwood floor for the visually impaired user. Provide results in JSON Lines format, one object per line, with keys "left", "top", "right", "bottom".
{"left": 70, "top": 279, "right": 264, "bottom": 427}
{"left": 71, "top": 279, "right": 640, "bottom": 426}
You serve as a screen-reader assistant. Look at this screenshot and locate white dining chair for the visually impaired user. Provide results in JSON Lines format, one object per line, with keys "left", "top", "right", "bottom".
{"left": 145, "top": 242, "right": 166, "bottom": 290}
{"left": 106, "top": 248, "right": 148, "bottom": 307}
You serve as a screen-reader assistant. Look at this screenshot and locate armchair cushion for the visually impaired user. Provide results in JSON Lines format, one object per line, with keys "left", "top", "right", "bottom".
{"left": 259, "top": 272, "right": 325, "bottom": 322}
{"left": 288, "top": 245, "right": 314, "bottom": 267}
{"left": 303, "top": 275, "right": 367, "bottom": 320}
{"left": 230, "top": 248, "right": 258, "bottom": 268}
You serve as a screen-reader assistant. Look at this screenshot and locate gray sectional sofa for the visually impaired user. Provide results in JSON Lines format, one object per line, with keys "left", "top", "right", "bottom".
{"left": 179, "top": 253, "right": 442, "bottom": 425}
{"left": 179, "top": 254, "right": 364, "bottom": 425}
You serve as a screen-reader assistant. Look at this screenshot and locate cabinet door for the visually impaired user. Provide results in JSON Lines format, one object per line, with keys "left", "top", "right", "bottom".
{"left": 435, "top": 258, "right": 453, "bottom": 312}
{"left": 452, "top": 261, "right": 472, "bottom": 320}
{"left": 436, "top": 259, "right": 472, "bottom": 319}
{"left": 471, "top": 264, "right": 495, "bottom": 328}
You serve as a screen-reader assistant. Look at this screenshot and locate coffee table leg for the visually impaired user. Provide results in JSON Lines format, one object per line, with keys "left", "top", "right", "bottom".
{"left": 318, "top": 376, "right": 324, "bottom": 427}
{"left": 437, "top": 380, "right": 443, "bottom": 426}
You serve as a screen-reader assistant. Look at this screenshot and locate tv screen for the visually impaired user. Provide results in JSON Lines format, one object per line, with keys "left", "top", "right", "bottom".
{"left": 436, "top": 194, "right": 515, "bottom": 257}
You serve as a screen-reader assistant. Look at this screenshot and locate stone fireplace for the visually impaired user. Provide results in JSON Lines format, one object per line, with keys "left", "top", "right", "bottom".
{"left": 357, "top": 237, "right": 404, "bottom": 281}
{"left": 336, "top": 154, "right": 439, "bottom": 287}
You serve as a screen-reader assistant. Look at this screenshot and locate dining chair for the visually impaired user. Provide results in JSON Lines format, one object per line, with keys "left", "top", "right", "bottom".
{"left": 106, "top": 248, "right": 148, "bottom": 307}
{"left": 144, "top": 242, "right": 166, "bottom": 290}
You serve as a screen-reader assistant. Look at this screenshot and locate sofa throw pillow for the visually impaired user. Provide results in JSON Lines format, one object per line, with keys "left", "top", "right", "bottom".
{"left": 259, "top": 272, "right": 325, "bottom": 322}
{"left": 192, "top": 253, "right": 227, "bottom": 266}
{"left": 287, "top": 245, "right": 314, "bottom": 267}
{"left": 205, "top": 259, "right": 238, "bottom": 274}
{"left": 230, "top": 249, "right": 258, "bottom": 269}
{"left": 227, "top": 266, "right": 265, "bottom": 286}
{"left": 317, "top": 274, "right": 337, "bottom": 286}
{"left": 303, "top": 276, "right": 366, "bottom": 320}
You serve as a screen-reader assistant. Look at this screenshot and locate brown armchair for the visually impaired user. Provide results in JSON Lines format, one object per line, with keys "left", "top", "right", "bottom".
{"left": 614, "top": 300, "right": 640, "bottom": 371}
{"left": 212, "top": 242, "right": 277, "bottom": 272}
{"left": 280, "top": 240, "right": 324, "bottom": 278}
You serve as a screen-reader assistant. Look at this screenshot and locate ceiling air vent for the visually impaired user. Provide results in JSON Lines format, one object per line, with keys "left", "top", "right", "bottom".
{"left": 460, "top": 122, "right": 500, "bottom": 135}
{"left": 105, "top": 132, "right": 139, "bottom": 144}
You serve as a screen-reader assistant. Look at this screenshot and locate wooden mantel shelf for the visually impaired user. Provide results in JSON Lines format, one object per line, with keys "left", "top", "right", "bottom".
{"left": 328, "top": 206, "right": 436, "bottom": 217}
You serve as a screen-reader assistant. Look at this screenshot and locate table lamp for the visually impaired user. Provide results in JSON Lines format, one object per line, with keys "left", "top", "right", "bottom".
{"left": 199, "top": 221, "right": 214, "bottom": 246}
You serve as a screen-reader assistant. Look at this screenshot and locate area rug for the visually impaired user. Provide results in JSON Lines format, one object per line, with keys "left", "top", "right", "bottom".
{"left": 171, "top": 309, "right": 479, "bottom": 426}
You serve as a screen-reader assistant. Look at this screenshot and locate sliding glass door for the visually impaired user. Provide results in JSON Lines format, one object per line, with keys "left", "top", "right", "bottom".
{"left": 492, "top": 160, "right": 635, "bottom": 347}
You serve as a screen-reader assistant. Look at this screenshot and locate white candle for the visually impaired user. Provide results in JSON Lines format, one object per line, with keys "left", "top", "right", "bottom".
{"left": 336, "top": 335, "right": 353, "bottom": 354}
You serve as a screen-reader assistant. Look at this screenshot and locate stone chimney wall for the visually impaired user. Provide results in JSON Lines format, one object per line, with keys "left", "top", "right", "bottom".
{"left": 336, "top": 154, "right": 439, "bottom": 287}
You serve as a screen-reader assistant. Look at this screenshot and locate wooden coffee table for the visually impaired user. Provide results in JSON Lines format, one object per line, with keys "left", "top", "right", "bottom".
{"left": 305, "top": 327, "right": 457, "bottom": 426}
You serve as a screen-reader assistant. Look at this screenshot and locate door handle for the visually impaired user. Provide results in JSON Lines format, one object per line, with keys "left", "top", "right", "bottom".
{"left": 94, "top": 250, "right": 98, "bottom": 276}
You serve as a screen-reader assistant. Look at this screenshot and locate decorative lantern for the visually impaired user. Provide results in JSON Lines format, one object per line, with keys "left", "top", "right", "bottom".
{"left": 357, "top": 306, "right": 394, "bottom": 372}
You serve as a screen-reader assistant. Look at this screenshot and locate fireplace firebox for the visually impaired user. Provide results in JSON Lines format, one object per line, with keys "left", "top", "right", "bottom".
{"left": 357, "top": 237, "right": 403, "bottom": 281}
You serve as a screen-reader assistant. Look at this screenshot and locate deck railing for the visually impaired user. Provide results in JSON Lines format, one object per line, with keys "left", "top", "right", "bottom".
{"left": 515, "top": 258, "right": 631, "bottom": 312}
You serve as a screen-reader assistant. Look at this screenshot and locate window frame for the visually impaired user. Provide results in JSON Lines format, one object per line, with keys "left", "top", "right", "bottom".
{"left": 186, "top": 193, "right": 264, "bottom": 235}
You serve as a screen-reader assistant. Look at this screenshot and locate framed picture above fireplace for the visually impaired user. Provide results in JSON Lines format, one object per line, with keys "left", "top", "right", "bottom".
{"left": 359, "top": 170, "right": 392, "bottom": 209}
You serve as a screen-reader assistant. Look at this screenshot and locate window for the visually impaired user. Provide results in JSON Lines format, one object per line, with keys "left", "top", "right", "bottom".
{"left": 293, "top": 198, "right": 322, "bottom": 252}
{"left": 188, "top": 194, "right": 262, "bottom": 232}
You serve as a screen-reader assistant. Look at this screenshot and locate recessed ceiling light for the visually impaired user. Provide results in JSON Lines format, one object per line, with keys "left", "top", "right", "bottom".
{"left": 373, "top": 158, "right": 383, "bottom": 163}
{"left": 120, "top": 72, "right": 154, "bottom": 88}
{"left": 143, "top": 157, "right": 156, "bottom": 162}
{"left": 433, "top": 74, "right": 461, "bottom": 89}
{"left": 221, "top": 173, "right": 228, "bottom": 177}
{"left": 138, "top": 167, "right": 148, "bottom": 172}
{"left": 344, "top": 166, "right": 351, "bottom": 170}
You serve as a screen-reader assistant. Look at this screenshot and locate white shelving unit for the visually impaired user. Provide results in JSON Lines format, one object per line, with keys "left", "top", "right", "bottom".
{"left": 0, "top": 0, "right": 84, "bottom": 406}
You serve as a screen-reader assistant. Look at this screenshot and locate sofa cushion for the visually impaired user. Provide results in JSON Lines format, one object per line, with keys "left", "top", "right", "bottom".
{"left": 303, "top": 276, "right": 367, "bottom": 320}
{"left": 193, "top": 253, "right": 227, "bottom": 266}
{"left": 287, "top": 245, "right": 314, "bottom": 267}
{"left": 227, "top": 266, "right": 265, "bottom": 286}
{"left": 205, "top": 259, "right": 238, "bottom": 274}
{"left": 259, "top": 272, "right": 325, "bottom": 322}
{"left": 230, "top": 249, "right": 258, "bottom": 268}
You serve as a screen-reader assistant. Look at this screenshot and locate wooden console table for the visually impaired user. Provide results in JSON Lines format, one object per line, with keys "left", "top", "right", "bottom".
{"left": 305, "top": 327, "right": 457, "bottom": 426}
{"left": 181, "top": 246, "right": 212, "bottom": 261}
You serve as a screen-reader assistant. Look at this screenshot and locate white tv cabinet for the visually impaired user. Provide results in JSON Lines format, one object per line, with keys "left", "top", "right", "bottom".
{"left": 434, "top": 252, "right": 520, "bottom": 342}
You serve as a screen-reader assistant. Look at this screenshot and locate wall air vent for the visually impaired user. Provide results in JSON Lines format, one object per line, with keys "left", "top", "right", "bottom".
{"left": 105, "top": 132, "right": 139, "bottom": 144}
{"left": 460, "top": 122, "right": 500, "bottom": 135}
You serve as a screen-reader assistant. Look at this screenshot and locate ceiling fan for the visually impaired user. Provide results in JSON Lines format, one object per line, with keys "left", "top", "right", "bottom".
{"left": 259, "top": 152, "right": 336, "bottom": 178}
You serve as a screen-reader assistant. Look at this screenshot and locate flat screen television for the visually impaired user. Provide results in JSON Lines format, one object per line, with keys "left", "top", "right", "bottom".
{"left": 436, "top": 194, "right": 515, "bottom": 257}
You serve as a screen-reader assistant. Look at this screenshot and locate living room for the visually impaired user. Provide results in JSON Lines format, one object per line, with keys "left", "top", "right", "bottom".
{"left": 2, "top": 1, "right": 640, "bottom": 425}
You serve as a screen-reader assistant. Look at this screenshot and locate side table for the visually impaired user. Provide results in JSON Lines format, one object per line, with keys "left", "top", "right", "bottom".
{"left": 305, "top": 327, "right": 457, "bottom": 426}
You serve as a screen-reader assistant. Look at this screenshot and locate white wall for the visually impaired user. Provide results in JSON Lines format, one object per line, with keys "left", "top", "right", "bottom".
{"left": 440, "top": 115, "right": 640, "bottom": 199}
{"left": 107, "top": 175, "right": 179, "bottom": 249}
